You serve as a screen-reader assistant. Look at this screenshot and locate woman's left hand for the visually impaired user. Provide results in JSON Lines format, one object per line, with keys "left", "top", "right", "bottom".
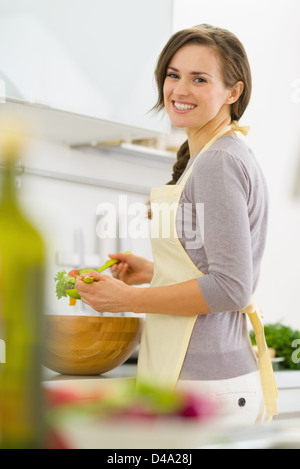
{"left": 75, "top": 271, "right": 132, "bottom": 313}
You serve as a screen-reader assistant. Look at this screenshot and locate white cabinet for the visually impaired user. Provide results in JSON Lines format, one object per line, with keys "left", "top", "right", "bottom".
{"left": 0, "top": 0, "right": 172, "bottom": 135}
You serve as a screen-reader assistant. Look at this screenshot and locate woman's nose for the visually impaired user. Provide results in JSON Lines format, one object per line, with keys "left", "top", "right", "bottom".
{"left": 173, "top": 79, "right": 190, "bottom": 96}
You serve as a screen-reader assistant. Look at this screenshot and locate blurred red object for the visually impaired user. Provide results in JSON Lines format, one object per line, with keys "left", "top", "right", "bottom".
{"left": 45, "top": 428, "right": 72, "bottom": 450}
{"left": 45, "top": 387, "right": 80, "bottom": 409}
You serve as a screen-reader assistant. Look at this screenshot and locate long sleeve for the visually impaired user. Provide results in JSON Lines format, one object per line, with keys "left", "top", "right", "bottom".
{"left": 177, "top": 136, "right": 268, "bottom": 314}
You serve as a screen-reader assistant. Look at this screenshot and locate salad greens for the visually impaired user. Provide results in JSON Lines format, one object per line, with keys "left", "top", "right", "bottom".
{"left": 54, "top": 271, "right": 76, "bottom": 299}
{"left": 54, "top": 252, "right": 131, "bottom": 301}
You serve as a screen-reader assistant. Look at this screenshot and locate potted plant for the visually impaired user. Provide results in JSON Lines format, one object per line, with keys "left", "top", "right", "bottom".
{"left": 250, "top": 322, "right": 300, "bottom": 370}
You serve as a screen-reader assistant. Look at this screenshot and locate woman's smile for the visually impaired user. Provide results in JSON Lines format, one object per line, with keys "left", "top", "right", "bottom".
{"left": 172, "top": 100, "right": 197, "bottom": 113}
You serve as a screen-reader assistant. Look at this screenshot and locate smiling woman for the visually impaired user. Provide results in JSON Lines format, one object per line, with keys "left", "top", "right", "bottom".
{"left": 76, "top": 24, "right": 277, "bottom": 424}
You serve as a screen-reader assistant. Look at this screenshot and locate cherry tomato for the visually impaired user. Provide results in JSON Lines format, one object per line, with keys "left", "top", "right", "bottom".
{"left": 68, "top": 269, "right": 79, "bottom": 278}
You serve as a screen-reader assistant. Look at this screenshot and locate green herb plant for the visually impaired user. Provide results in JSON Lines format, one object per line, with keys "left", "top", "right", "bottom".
{"left": 250, "top": 322, "right": 300, "bottom": 370}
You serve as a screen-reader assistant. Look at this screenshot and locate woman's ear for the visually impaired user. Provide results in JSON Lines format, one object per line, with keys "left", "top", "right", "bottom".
{"left": 226, "top": 81, "right": 244, "bottom": 104}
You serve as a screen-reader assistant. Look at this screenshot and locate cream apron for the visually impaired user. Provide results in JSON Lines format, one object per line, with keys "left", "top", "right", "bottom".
{"left": 136, "top": 122, "right": 278, "bottom": 421}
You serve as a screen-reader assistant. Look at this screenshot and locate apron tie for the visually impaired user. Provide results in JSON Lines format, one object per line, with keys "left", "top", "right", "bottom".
{"left": 231, "top": 120, "right": 251, "bottom": 136}
{"left": 242, "top": 297, "right": 278, "bottom": 421}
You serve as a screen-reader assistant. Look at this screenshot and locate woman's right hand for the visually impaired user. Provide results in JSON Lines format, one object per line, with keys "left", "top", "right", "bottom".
{"left": 109, "top": 252, "right": 154, "bottom": 285}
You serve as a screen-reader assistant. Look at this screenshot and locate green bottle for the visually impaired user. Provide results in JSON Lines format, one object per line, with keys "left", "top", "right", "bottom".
{"left": 0, "top": 124, "right": 45, "bottom": 449}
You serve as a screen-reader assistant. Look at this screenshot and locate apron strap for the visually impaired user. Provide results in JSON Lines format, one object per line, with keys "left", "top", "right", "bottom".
{"left": 179, "top": 121, "right": 250, "bottom": 188}
{"left": 242, "top": 298, "right": 278, "bottom": 421}
{"left": 230, "top": 120, "right": 251, "bottom": 136}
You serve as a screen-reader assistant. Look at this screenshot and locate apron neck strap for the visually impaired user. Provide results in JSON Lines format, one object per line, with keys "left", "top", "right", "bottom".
{"left": 178, "top": 121, "right": 250, "bottom": 187}
{"left": 199, "top": 120, "right": 250, "bottom": 153}
{"left": 230, "top": 120, "right": 250, "bottom": 136}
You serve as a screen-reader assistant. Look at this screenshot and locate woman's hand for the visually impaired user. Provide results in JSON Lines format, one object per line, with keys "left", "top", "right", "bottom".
{"left": 109, "top": 252, "right": 154, "bottom": 285}
{"left": 75, "top": 272, "right": 212, "bottom": 317}
{"left": 75, "top": 271, "right": 132, "bottom": 313}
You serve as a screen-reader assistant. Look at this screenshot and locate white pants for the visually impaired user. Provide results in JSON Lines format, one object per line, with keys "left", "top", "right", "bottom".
{"left": 177, "top": 371, "right": 266, "bottom": 426}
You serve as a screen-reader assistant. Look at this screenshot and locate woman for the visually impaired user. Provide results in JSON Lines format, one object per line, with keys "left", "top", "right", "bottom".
{"left": 76, "top": 25, "right": 277, "bottom": 424}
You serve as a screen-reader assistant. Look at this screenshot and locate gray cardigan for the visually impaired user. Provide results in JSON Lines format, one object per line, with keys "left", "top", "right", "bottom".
{"left": 177, "top": 136, "right": 268, "bottom": 380}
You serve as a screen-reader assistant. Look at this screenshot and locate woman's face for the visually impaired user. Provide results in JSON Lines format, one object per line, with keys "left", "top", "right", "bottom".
{"left": 163, "top": 44, "right": 232, "bottom": 130}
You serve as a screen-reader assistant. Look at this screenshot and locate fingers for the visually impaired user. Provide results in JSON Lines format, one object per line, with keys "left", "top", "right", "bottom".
{"left": 80, "top": 270, "right": 102, "bottom": 282}
{"left": 117, "top": 263, "right": 129, "bottom": 282}
{"left": 75, "top": 272, "right": 105, "bottom": 292}
{"left": 110, "top": 262, "right": 129, "bottom": 280}
{"left": 74, "top": 273, "right": 127, "bottom": 313}
{"left": 109, "top": 253, "right": 129, "bottom": 279}
{"left": 109, "top": 252, "right": 131, "bottom": 263}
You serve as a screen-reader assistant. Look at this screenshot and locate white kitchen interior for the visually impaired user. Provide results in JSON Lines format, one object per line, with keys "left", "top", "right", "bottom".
{"left": 0, "top": 0, "right": 300, "bottom": 449}
{"left": 0, "top": 0, "right": 174, "bottom": 317}
{"left": 1, "top": 0, "right": 299, "bottom": 328}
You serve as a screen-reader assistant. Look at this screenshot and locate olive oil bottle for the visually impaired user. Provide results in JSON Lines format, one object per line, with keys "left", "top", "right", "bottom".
{"left": 0, "top": 123, "right": 45, "bottom": 449}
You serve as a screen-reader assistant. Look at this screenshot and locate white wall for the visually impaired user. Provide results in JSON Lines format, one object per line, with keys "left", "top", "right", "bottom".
{"left": 173, "top": 0, "right": 300, "bottom": 329}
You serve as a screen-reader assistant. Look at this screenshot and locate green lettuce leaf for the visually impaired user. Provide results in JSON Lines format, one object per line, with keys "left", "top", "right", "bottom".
{"left": 54, "top": 270, "right": 76, "bottom": 299}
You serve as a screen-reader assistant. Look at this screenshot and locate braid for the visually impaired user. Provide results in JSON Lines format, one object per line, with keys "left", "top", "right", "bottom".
{"left": 167, "top": 140, "right": 190, "bottom": 185}
{"left": 147, "top": 139, "right": 190, "bottom": 219}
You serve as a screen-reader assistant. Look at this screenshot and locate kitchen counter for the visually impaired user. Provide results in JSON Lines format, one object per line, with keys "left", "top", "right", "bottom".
{"left": 43, "top": 363, "right": 137, "bottom": 382}
{"left": 42, "top": 363, "right": 138, "bottom": 400}
{"left": 274, "top": 371, "right": 300, "bottom": 419}
{"left": 43, "top": 365, "right": 300, "bottom": 449}
{"left": 274, "top": 370, "right": 300, "bottom": 389}
{"left": 43, "top": 366, "right": 300, "bottom": 418}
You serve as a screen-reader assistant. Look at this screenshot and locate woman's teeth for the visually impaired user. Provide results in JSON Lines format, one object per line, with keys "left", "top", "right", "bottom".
{"left": 173, "top": 101, "right": 196, "bottom": 110}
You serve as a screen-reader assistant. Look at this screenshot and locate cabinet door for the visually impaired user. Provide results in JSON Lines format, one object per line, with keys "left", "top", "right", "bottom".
{"left": 0, "top": 0, "right": 172, "bottom": 133}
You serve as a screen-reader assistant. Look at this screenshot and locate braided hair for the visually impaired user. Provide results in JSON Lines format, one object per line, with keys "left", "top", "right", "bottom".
{"left": 167, "top": 140, "right": 190, "bottom": 185}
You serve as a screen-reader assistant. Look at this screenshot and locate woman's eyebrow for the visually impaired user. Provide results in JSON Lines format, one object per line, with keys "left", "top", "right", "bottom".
{"left": 167, "top": 66, "right": 213, "bottom": 78}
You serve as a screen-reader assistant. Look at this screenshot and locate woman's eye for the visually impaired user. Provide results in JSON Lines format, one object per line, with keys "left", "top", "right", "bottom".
{"left": 166, "top": 72, "right": 179, "bottom": 79}
{"left": 194, "top": 77, "right": 206, "bottom": 84}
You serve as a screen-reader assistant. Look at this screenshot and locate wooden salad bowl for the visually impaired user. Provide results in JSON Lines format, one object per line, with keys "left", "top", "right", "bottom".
{"left": 43, "top": 315, "right": 144, "bottom": 375}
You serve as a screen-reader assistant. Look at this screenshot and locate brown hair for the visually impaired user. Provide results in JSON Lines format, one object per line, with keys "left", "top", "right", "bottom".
{"left": 153, "top": 24, "right": 252, "bottom": 185}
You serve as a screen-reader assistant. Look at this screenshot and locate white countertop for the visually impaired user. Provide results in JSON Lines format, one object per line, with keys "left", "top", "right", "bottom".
{"left": 43, "top": 365, "right": 300, "bottom": 388}
{"left": 43, "top": 365, "right": 300, "bottom": 448}
{"left": 42, "top": 363, "right": 137, "bottom": 382}
{"left": 274, "top": 370, "right": 300, "bottom": 389}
